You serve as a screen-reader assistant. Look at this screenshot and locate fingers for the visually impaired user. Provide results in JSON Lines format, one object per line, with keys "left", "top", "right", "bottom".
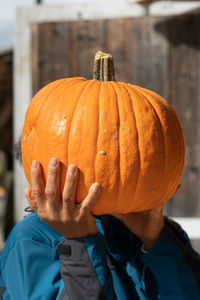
{"left": 45, "top": 158, "right": 61, "bottom": 209}
{"left": 25, "top": 187, "right": 31, "bottom": 201}
{"left": 80, "top": 183, "right": 101, "bottom": 213}
{"left": 31, "top": 159, "right": 100, "bottom": 220}
{"left": 31, "top": 160, "right": 45, "bottom": 208}
{"left": 62, "top": 165, "right": 78, "bottom": 214}
{"left": 25, "top": 187, "right": 38, "bottom": 212}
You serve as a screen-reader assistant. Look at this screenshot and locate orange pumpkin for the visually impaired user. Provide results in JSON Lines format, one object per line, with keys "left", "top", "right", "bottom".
{"left": 21, "top": 51, "right": 185, "bottom": 214}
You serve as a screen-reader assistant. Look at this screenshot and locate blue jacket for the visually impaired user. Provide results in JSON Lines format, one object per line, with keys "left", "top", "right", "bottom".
{"left": 0, "top": 212, "right": 200, "bottom": 299}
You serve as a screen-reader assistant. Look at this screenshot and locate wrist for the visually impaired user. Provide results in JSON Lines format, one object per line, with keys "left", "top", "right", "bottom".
{"left": 62, "top": 228, "right": 98, "bottom": 239}
{"left": 142, "top": 227, "right": 164, "bottom": 250}
{"left": 142, "top": 238, "right": 159, "bottom": 250}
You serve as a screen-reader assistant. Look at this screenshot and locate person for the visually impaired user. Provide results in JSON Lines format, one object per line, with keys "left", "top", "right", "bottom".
{"left": 0, "top": 158, "right": 200, "bottom": 300}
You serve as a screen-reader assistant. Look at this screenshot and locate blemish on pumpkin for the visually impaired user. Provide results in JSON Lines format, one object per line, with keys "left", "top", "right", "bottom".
{"left": 57, "top": 119, "right": 67, "bottom": 135}
{"left": 104, "top": 130, "right": 108, "bottom": 132}
{"left": 114, "top": 123, "right": 119, "bottom": 130}
{"left": 113, "top": 133, "right": 118, "bottom": 139}
{"left": 151, "top": 189, "right": 155, "bottom": 194}
{"left": 99, "top": 151, "right": 106, "bottom": 155}
{"left": 165, "top": 134, "right": 175, "bottom": 143}
{"left": 121, "top": 128, "right": 124, "bottom": 131}
{"left": 23, "top": 133, "right": 28, "bottom": 140}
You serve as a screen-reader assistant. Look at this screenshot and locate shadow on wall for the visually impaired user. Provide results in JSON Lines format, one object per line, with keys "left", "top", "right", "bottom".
{"left": 154, "top": 11, "right": 200, "bottom": 49}
{"left": 153, "top": 12, "right": 200, "bottom": 218}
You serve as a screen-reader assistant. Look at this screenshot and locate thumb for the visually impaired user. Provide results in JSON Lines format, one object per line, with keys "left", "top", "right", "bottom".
{"left": 25, "top": 187, "right": 38, "bottom": 212}
{"left": 81, "top": 183, "right": 101, "bottom": 213}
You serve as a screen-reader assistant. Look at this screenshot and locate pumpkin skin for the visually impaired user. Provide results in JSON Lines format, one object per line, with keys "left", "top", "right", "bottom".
{"left": 21, "top": 77, "right": 185, "bottom": 214}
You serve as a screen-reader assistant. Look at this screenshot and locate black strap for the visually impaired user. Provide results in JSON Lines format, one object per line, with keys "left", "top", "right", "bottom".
{"left": 24, "top": 206, "right": 34, "bottom": 212}
{"left": 58, "top": 244, "right": 72, "bottom": 257}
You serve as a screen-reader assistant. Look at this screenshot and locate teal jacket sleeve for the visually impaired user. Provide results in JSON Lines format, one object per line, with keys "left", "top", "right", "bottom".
{"left": 140, "top": 218, "right": 200, "bottom": 300}
{"left": 0, "top": 213, "right": 116, "bottom": 300}
{"left": 0, "top": 236, "right": 63, "bottom": 300}
{"left": 0, "top": 213, "right": 64, "bottom": 300}
{"left": 58, "top": 235, "right": 117, "bottom": 300}
{"left": 0, "top": 235, "right": 116, "bottom": 300}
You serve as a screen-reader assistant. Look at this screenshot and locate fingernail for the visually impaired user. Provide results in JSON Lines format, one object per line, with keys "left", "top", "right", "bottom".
{"left": 68, "top": 165, "right": 77, "bottom": 176}
{"left": 31, "top": 160, "right": 37, "bottom": 169}
{"left": 49, "top": 158, "right": 57, "bottom": 168}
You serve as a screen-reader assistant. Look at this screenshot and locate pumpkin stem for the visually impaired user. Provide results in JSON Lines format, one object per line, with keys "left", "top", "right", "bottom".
{"left": 93, "top": 51, "right": 116, "bottom": 82}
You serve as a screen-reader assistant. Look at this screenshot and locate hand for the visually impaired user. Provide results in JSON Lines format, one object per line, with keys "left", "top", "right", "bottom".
{"left": 113, "top": 206, "right": 164, "bottom": 250}
{"left": 113, "top": 185, "right": 181, "bottom": 250}
{"left": 25, "top": 158, "right": 101, "bottom": 238}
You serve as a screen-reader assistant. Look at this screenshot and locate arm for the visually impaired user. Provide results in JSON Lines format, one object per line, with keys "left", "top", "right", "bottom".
{"left": 140, "top": 217, "right": 200, "bottom": 300}
{"left": 0, "top": 214, "right": 116, "bottom": 300}
{"left": 26, "top": 158, "right": 116, "bottom": 300}
{"left": 0, "top": 236, "right": 62, "bottom": 300}
{"left": 113, "top": 187, "right": 200, "bottom": 299}
{"left": 58, "top": 236, "right": 116, "bottom": 300}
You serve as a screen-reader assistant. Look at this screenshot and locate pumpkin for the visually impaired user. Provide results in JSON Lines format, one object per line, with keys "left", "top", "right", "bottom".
{"left": 21, "top": 51, "right": 185, "bottom": 214}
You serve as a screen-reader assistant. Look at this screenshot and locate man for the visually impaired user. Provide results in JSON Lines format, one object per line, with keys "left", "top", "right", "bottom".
{"left": 0, "top": 158, "right": 200, "bottom": 299}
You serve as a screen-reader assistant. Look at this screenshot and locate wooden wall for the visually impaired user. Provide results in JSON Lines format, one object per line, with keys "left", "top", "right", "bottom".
{"left": 0, "top": 51, "right": 13, "bottom": 154}
{"left": 0, "top": 50, "right": 14, "bottom": 243}
{"left": 31, "top": 13, "right": 200, "bottom": 218}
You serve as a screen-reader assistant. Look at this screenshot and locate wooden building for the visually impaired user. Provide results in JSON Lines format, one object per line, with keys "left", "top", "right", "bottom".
{"left": 0, "top": 50, "right": 14, "bottom": 247}
{"left": 14, "top": 0, "right": 200, "bottom": 250}
{"left": 0, "top": 50, "right": 12, "bottom": 155}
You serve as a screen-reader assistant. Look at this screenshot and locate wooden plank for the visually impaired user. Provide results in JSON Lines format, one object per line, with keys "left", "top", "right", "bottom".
{"left": 32, "top": 22, "right": 70, "bottom": 93}
{"left": 0, "top": 51, "right": 13, "bottom": 153}
{"left": 104, "top": 18, "right": 133, "bottom": 83}
{"left": 68, "top": 20, "right": 105, "bottom": 79}
{"left": 167, "top": 13, "right": 200, "bottom": 217}
{"left": 31, "top": 24, "right": 39, "bottom": 96}
{"left": 131, "top": 17, "right": 170, "bottom": 101}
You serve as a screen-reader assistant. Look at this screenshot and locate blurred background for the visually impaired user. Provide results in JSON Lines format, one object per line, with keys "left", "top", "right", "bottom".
{"left": 1, "top": 0, "right": 200, "bottom": 251}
